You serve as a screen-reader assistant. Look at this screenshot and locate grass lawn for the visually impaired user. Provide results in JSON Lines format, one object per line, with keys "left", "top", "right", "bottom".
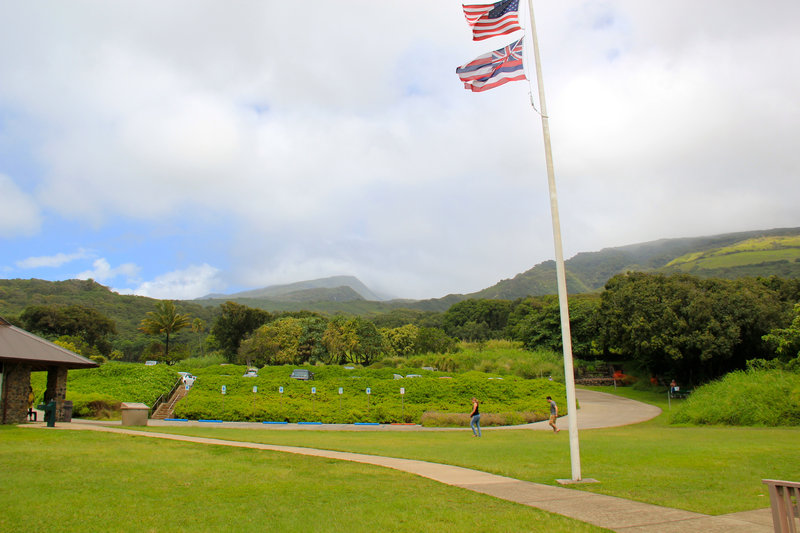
{"left": 132, "top": 387, "right": 799, "bottom": 515}
{"left": 0, "top": 426, "right": 606, "bottom": 533}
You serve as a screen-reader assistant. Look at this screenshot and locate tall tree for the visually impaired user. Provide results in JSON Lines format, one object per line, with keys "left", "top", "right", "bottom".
{"left": 509, "top": 295, "right": 600, "bottom": 357}
{"left": 20, "top": 304, "right": 117, "bottom": 355}
{"left": 763, "top": 303, "right": 800, "bottom": 361}
{"left": 599, "top": 272, "right": 784, "bottom": 383}
{"left": 442, "top": 299, "right": 512, "bottom": 340}
{"left": 211, "top": 302, "right": 272, "bottom": 361}
{"left": 191, "top": 318, "right": 207, "bottom": 356}
{"left": 322, "top": 316, "right": 384, "bottom": 366}
{"left": 139, "top": 301, "right": 191, "bottom": 361}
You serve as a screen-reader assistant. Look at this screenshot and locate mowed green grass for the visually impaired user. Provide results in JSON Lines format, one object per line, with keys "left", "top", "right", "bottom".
{"left": 0, "top": 427, "right": 606, "bottom": 533}
{"left": 134, "top": 388, "right": 800, "bottom": 515}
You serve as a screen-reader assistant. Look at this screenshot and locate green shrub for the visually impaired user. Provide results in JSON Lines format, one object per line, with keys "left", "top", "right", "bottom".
{"left": 174, "top": 352, "right": 227, "bottom": 371}
{"left": 31, "top": 361, "right": 179, "bottom": 419}
{"left": 670, "top": 369, "right": 800, "bottom": 426}
{"left": 68, "top": 392, "right": 120, "bottom": 419}
{"left": 420, "top": 410, "right": 545, "bottom": 427}
{"left": 173, "top": 364, "right": 566, "bottom": 425}
{"left": 375, "top": 342, "right": 564, "bottom": 379}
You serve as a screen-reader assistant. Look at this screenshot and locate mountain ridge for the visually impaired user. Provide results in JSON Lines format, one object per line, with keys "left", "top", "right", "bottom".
{"left": 2, "top": 227, "right": 799, "bottom": 320}
{"left": 198, "top": 275, "right": 384, "bottom": 302}
{"left": 466, "top": 226, "right": 800, "bottom": 301}
{"left": 188, "top": 227, "right": 800, "bottom": 313}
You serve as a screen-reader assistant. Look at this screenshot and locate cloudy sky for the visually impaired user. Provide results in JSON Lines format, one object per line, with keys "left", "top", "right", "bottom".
{"left": 1, "top": 1, "right": 798, "bottom": 300}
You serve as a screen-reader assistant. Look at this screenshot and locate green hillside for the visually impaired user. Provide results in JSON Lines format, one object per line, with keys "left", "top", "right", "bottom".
{"left": 3, "top": 228, "right": 799, "bottom": 324}
{"left": 471, "top": 227, "right": 800, "bottom": 299}
{"left": 201, "top": 275, "right": 384, "bottom": 301}
{"left": 470, "top": 261, "right": 592, "bottom": 299}
{"left": 663, "top": 235, "right": 800, "bottom": 276}
{"left": 0, "top": 279, "right": 217, "bottom": 336}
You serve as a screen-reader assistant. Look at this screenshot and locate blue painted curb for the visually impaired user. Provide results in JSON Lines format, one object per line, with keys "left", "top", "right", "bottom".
{"left": 199, "top": 419, "right": 223, "bottom": 423}
{"left": 164, "top": 418, "right": 188, "bottom": 422}
{"left": 298, "top": 421, "right": 322, "bottom": 425}
{"left": 353, "top": 422, "right": 380, "bottom": 426}
{"left": 262, "top": 421, "right": 288, "bottom": 424}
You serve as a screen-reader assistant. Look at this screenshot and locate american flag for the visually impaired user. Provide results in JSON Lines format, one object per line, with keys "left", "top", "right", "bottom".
{"left": 463, "top": 0, "right": 522, "bottom": 41}
{"left": 456, "top": 37, "right": 526, "bottom": 92}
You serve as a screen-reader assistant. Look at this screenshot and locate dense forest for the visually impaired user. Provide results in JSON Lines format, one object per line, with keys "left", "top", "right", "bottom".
{"left": 2, "top": 273, "right": 799, "bottom": 387}
{"left": 3, "top": 229, "right": 800, "bottom": 386}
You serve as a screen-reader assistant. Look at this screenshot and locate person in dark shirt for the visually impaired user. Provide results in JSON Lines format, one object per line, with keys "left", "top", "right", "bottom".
{"left": 469, "top": 397, "right": 481, "bottom": 437}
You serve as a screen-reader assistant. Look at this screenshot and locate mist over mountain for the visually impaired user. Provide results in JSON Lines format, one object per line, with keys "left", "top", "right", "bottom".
{"left": 198, "top": 275, "right": 387, "bottom": 303}
{"left": 468, "top": 226, "right": 800, "bottom": 301}
{"left": 3, "top": 228, "right": 798, "bottom": 321}
{"left": 193, "top": 227, "right": 800, "bottom": 312}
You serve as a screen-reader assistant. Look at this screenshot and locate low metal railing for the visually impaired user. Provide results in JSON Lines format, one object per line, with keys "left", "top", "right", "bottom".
{"left": 149, "top": 377, "right": 184, "bottom": 417}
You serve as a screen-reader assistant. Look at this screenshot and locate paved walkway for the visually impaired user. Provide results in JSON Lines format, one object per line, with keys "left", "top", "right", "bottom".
{"left": 73, "top": 389, "right": 663, "bottom": 432}
{"left": 29, "top": 390, "right": 773, "bottom": 532}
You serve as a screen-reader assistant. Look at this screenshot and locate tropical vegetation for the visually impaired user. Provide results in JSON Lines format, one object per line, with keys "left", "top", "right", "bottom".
{"left": 3, "top": 229, "right": 800, "bottom": 419}
{"left": 30, "top": 361, "right": 178, "bottom": 418}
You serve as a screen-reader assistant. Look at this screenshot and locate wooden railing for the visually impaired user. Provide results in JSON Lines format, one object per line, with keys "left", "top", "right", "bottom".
{"left": 763, "top": 479, "right": 800, "bottom": 533}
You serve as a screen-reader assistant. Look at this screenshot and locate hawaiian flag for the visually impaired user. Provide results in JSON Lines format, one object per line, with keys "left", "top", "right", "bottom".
{"left": 456, "top": 36, "right": 526, "bottom": 92}
{"left": 463, "top": 0, "right": 522, "bottom": 41}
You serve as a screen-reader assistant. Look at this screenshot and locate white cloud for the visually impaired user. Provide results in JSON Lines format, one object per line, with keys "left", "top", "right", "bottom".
{"left": 0, "top": 173, "right": 41, "bottom": 238}
{"left": 118, "top": 264, "right": 223, "bottom": 300}
{"left": 16, "top": 248, "right": 91, "bottom": 269}
{"left": 76, "top": 258, "right": 140, "bottom": 284}
{"left": 1, "top": 1, "right": 799, "bottom": 299}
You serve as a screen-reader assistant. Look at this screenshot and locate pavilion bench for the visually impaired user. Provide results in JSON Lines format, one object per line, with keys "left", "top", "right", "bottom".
{"left": 763, "top": 479, "right": 800, "bottom": 533}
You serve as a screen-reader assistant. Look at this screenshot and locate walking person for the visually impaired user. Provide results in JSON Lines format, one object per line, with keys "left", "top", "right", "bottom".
{"left": 546, "top": 396, "right": 560, "bottom": 433}
{"left": 469, "top": 397, "right": 481, "bottom": 437}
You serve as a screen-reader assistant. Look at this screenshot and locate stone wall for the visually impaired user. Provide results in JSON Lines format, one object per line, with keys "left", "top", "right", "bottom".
{"left": 1, "top": 362, "right": 32, "bottom": 424}
{"left": 1, "top": 363, "right": 69, "bottom": 424}
{"left": 45, "top": 366, "right": 69, "bottom": 422}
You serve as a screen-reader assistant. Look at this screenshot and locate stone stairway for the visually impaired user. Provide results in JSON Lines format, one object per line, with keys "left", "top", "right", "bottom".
{"left": 151, "top": 386, "right": 187, "bottom": 420}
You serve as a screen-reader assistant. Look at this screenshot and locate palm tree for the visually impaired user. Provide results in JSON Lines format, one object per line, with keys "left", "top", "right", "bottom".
{"left": 139, "top": 301, "right": 191, "bottom": 361}
{"left": 191, "top": 318, "right": 206, "bottom": 356}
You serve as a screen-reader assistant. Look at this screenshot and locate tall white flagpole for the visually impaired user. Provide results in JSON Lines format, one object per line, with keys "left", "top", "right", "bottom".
{"left": 526, "top": 0, "right": 582, "bottom": 481}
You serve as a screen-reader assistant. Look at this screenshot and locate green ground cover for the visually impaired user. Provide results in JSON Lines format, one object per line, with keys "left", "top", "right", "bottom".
{"left": 667, "top": 235, "right": 800, "bottom": 269}
{"left": 174, "top": 364, "right": 565, "bottom": 425}
{"left": 670, "top": 369, "right": 800, "bottom": 425}
{"left": 138, "top": 387, "right": 800, "bottom": 515}
{"left": 30, "top": 361, "right": 179, "bottom": 417}
{"left": 692, "top": 249, "right": 800, "bottom": 269}
{"left": 379, "top": 340, "right": 566, "bottom": 380}
{"left": 0, "top": 426, "right": 605, "bottom": 533}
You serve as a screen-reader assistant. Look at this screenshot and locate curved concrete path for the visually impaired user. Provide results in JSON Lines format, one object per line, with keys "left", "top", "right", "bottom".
{"left": 80, "top": 389, "right": 663, "bottom": 432}
{"left": 522, "top": 389, "right": 663, "bottom": 431}
{"left": 26, "top": 390, "right": 772, "bottom": 532}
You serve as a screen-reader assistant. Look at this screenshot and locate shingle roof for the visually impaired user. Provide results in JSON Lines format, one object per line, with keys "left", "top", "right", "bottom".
{"left": 0, "top": 317, "right": 98, "bottom": 370}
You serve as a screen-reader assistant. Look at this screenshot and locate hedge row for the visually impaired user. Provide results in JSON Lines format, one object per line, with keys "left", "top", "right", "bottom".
{"left": 173, "top": 364, "right": 565, "bottom": 425}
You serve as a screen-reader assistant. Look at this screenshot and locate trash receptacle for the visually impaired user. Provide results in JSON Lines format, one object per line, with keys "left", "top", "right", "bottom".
{"left": 63, "top": 400, "right": 73, "bottom": 422}
{"left": 38, "top": 401, "right": 56, "bottom": 427}
{"left": 121, "top": 402, "right": 150, "bottom": 426}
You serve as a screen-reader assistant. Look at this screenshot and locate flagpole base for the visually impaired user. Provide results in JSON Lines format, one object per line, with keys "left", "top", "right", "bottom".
{"left": 556, "top": 478, "right": 600, "bottom": 485}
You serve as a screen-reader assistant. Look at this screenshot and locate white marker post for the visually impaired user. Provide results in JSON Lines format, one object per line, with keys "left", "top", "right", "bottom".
{"left": 221, "top": 385, "right": 226, "bottom": 420}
